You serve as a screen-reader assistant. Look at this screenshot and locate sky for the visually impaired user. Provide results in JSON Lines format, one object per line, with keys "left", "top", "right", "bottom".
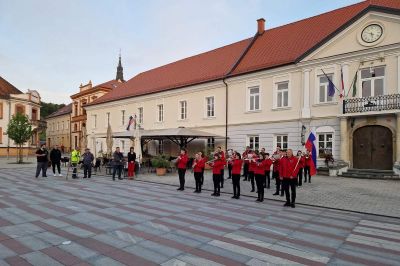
{"left": 0, "top": 0, "right": 362, "bottom": 104}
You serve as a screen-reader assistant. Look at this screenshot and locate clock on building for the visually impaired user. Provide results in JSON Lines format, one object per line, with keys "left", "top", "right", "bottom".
{"left": 361, "top": 24, "right": 383, "bottom": 43}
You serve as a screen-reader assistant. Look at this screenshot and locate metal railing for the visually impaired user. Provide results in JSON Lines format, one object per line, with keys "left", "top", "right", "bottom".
{"left": 343, "top": 93, "right": 400, "bottom": 114}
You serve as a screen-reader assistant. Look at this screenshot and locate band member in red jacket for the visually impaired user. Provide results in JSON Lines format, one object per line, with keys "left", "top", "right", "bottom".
{"left": 216, "top": 147, "right": 225, "bottom": 188}
{"left": 296, "top": 150, "right": 305, "bottom": 187}
{"left": 242, "top": 146, "right": 251, "bottom": 181}
{"left": 230, "top": 152, "right": 243, "bottom": 199}
{"left": 272, "top": 147, "right": 284, "bottom": 196}
{"left": 192, "top": 152, "right": 205, "bottom": 193}
{"left": 264, "top": 153, "right": 273, "bottom": 189}
{"left": 248, "top": 152, "right": 257, "bottom": 192}
{"left": 209, "top": 154, "right": 224, "bottom": 197}
{"left": 254, "top": 153, "right": 267, "bottom": 202}
{"left": 176, "top": 149, "right": 189, "bottom": 191}
{"left": 304, "top": 150, "right": 312, "bottom": 183}
{"left": 279, "top": 149, "right": 301, "bottom": 208}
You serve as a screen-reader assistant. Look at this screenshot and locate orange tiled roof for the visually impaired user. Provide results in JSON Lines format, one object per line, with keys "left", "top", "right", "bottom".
{"left": 88, "top": 0, "right": 400, "bottom": 106}
{"left": 0, "top": 76, "right": 22, "bottom": 98}
{"left": 71, "top": 79, "right": 123, "bottom": 99}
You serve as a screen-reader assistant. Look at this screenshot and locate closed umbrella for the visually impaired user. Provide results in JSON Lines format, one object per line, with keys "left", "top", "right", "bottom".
{"left": 106, "top": 124, "right": 113, "bottom": 157}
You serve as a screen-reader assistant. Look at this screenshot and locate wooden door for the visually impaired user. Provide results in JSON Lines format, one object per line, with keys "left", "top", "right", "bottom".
{"left": 353, "top": 126, "right": 392, "bottom": 170}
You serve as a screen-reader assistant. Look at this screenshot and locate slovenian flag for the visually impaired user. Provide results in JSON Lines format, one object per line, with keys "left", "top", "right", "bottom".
{"left": 305, "top": 132, "right": 317, "bottom": 176}
{"left": 126, "top": 115, "right": 136, "bottom": 131}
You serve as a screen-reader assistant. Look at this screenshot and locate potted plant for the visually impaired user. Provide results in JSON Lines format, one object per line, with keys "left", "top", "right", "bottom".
{"left": 151, "top": 155, "right": 170, "bottom": 176}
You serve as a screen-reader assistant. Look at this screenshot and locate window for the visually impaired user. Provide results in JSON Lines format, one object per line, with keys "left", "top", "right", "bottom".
{"left": 66, "top": 120, "right": 69, "bottom": 129}
{"left": 207, "top": 138, "right": 215, "bottom": 149}
{"left": 275, "top": 135, "right": 288, "bottom": 150}
{"left": 318, "top": 74, "right": 334, "bottom": 103}
{"left": 179, "top": 101, "right": 187, "bottom": 120}
{"left": 32, "top": 108, "right": 38, "bottom": 120}
{"left": 74, "top": 104, "right": 78, "bottom": 116}
{"left": 248, "top": 86, "right": 260, "bottom": 111}
{"left": 138, "top": 107, "right": 143, "bottom": 124}
{"left": 158, "top": 140, "right": 164, "bottom": 154}
{"left": 93, "top": 115, "right": 97, "bottom": 128}
{"left": 0, "top": 127, "right": 2, "bottom": 143}
{"left": 106, "top": 112, "right": 110, "bottom": 125}
{"left": 247, "top": 135, "right": 259, "bottom": 151}
{"left": 157, "top": 104, "right": 164, "bottom": 122}
{"left": 74, "top": 123, "right": 78, "bottom": 132}
{"left": 361, "top": 66, "right": 385, "bottom": 97}
{"left": 121, "top": 110, "right": 125, "bottom": 125}
{"left": 318, "top": 133, "right": 333, "bottom": 158}
{"left": 15, "top": 104, "right": 25, "bottom": 115}
{"left": 206, "top": 96, "right": 215, "bottom": 117}
{"left": 0, "top": 102, "right": 3, "bottom": 119}
{"left": 276, "top": 81, "right": 289, "bottom": 108}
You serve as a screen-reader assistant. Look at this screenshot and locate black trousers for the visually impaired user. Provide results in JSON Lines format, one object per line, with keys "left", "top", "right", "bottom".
{"left": 213, "top": 174, "right": 221, "bottom": 194}
{"left": 227, "top": 164, "right": 232, "bottom": 179}
{"left": 220, "top": 169, "right": 224, "bottom": 187}
{"left": 232, "top": 174, "right": 240, "bottom": 197}
{"left": 84, "top": 164, "right": 92, "bottom": 178}
{"left": 178, "top": 168, "right": 186, "bottom": 189}
{"left": 243, "top": 163, "right": 249, "bottom": 179}
{"left": 52, "top": 161, "right": 61, "bottom": 174}
{"left": 255, "top": 174, "right": 264, "bottom": 201}
{"left": 297, "top": 168, "right": 303, "bottom": 186}
{"left": 283, "top": 179, "right": 297, "bottom": 204}
{"left": 113, "top": 165, "right": 123, "bottom": 179}
{"left": 248, "top": 171, "right": 255, "bottom": 191}
{"left": 71, "top": 162, "right": 78, "bottom": 178}
{"left": 194, "top": 172, "right": 202, "bottom": 191}
{"left": 35, "top": 162, "right": 47, "bottom": 177}
{"left": 273, "top": 171, "right": 283, "bottom": 195}
{"left": 265, "top": 171, "right": 270, "bottom": 188}
{"left": 304, "top": 166, "right": 311, "bottom": 182}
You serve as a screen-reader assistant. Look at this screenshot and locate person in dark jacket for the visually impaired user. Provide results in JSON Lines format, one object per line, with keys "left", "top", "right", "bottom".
{"left": 82, "top": 148, "right": 94, "bottom": 178}
{"left": 35, "top": 144, "right": 48, "bottom": 178}
{"left": 112, "top": 147, "right": 124, "bottom": 181}
{"left": 50, "top": 145, "right": 62, "bottom": 176}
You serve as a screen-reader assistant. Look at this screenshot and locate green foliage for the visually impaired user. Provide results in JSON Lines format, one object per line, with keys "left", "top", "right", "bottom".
{"left": 7, "top": 113, "right": 33, "bottom": 163}
{"left": 151, "top": 155, "right": 170, "bottom": 168}
{"left": 41, "top": 102, "right": 66, "bottom": 119}
{"left": 7, "top": 113, "right": 33, "bottom": 145}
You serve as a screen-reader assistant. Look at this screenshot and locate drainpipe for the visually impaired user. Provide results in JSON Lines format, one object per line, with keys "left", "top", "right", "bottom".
{"left": 223, "top": 78, "right": 228, "bottom": 150}
{"left": 7, "top": 98, "right": 11, "bottom": 160}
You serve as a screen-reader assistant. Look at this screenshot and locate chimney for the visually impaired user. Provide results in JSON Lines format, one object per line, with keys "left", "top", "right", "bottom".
{"left": 257, "top": 18, "right": 265, "bottom": 35}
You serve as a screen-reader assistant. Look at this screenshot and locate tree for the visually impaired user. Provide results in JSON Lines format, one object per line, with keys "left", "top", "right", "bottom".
{"left": 40, "top": 102, "right": 66, "bottom": 119}
{"left": 7, "top": 113, "right": 33, "bottom": 163}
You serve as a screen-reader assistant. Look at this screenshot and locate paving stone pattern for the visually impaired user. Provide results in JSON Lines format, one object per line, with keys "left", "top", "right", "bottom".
{"left": 0, "top": 167, "right": 399, "bottom": 265}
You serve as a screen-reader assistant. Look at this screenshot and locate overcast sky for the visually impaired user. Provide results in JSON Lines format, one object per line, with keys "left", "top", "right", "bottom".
{"left": 0, "top": 0, "right": 362, "bottom": 104}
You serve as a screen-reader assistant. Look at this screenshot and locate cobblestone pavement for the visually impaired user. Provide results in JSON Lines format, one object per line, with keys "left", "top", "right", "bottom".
{"left": 134, "top": 170, "right": 400, "bottom": 218}
{"left": 0, "top": 167, "right": 399, "bottom": 265}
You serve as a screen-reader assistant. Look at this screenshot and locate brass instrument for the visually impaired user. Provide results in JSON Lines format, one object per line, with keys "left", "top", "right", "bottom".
{"left": 205, "top": 158, "right": 217, "bottom": 164}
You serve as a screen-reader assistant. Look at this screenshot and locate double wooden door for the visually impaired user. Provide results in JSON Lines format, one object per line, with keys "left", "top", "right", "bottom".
{"left": 353, "top": 126, "right": 392, "bottom": 170}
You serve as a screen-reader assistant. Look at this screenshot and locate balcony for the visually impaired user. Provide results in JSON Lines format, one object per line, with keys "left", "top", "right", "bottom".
{"left": 30, "top": 119, "right": 47, "bottom": 131}
{"left": 343, "top": 94, "right": 400, "bottom": 114}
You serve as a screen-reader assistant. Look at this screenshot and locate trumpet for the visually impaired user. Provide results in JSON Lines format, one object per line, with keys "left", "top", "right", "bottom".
{"left": 205, "top": 158, "right": 217, "bottom": 164}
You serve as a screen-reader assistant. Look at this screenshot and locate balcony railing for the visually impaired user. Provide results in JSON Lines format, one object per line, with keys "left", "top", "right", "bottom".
{"left": 343, "top": 94, "right": 400, "bottom": 114}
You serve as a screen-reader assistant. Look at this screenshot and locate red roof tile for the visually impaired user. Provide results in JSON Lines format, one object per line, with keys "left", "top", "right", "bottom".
{"left": 0, "top": 76, "right": 22, "bottom": 98}
{"left": 46, "top": 103, "right": 72, "bottom": 119}
{"left": 88, "top": 0, "right": 400, "bottom": 106}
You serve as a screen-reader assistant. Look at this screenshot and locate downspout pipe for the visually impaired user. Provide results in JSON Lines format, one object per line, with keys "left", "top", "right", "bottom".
{"left": 223, "top": 78, "right": 228, "bottom": 150}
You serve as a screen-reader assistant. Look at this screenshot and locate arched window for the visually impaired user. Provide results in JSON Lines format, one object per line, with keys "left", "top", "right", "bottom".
{"left": 15, "top": 104, "right": 25, "bottom": 115}
{"left": 315, "top": 126, "right": 335, "bottom": 159}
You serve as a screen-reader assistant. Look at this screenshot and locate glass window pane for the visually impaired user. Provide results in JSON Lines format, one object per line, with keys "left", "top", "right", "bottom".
{"left": 362, "top": 80, "right": 371, "bottom": 97}
{"left": 250, "top": 97, "right": 254, "bottom": 110}
{"left": 327, "top": 94, "right": 333, "bottom": 102}
{"left": 319, "top": 86, "right": 325, "bottom": 102}
{"left": 255, "top": 95, "right": 259, "bottom": 110}
{"left": 319, "top": 134, "right": 324, "bottom": 141}
{"left": 283, "top": 136, "right": 287, "bottom": 142}
{"left": 374, "top": 79, "right": 384, "bottom": 96}
{"left": 283, "top": 143, "right": 288, "bottom": 149}
{"left": 326, "top": 142, "right": 332, "bottom": 149}
{"left": 283, "top": 91, "right": 288, "bottom": 106}
{"left": 319, "top": 76, "right": 327, "bottom": 83}
{"left": 277, "top": 92, "right": 282, "bottom": 107}
{"left": 277, "top": 136, "right": 281, "bottom": 143}
{"left": 361, "top": 69, "right": 371, "bottom": 79}
{"left": 374, "top": 66, "right": 385, "bottom": 77}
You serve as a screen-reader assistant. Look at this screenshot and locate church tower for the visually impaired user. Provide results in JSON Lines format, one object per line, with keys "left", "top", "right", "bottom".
{"left": 116, "top": 52, "right": 124, "bottom": 82}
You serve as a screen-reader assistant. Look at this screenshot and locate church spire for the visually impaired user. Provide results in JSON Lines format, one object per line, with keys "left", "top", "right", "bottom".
{"left": 116, "top": 50, "right": 124, "bottom": 82}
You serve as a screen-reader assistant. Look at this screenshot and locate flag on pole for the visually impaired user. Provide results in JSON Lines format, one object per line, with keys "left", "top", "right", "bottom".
{"left": 351, "top": 71, "right": 358, "bottom": 97}
{"left": 328, "top": 79, "right": 335, "bottom": 97}
{"left": 126, "top": 115, "right": 136, "bottom": 131}
{"left": 304, "top": 132, "right": 317, "bottom": 176}
{"left": 340, "top": 66, "right": 344, "bottom": 98}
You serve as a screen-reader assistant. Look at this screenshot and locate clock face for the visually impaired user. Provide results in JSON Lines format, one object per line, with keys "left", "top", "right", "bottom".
{"left": 361, "top": 24, "right": 383, "bottom": 43}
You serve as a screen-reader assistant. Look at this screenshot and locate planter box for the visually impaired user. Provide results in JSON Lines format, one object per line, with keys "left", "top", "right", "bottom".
{"left": 156, "top": 168, "right": 167, "bottom": 176}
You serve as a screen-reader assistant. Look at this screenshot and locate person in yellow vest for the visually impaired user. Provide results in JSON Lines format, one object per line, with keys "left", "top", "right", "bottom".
{"left": 71, "top": 147, "right": 81, "bottom": 179}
